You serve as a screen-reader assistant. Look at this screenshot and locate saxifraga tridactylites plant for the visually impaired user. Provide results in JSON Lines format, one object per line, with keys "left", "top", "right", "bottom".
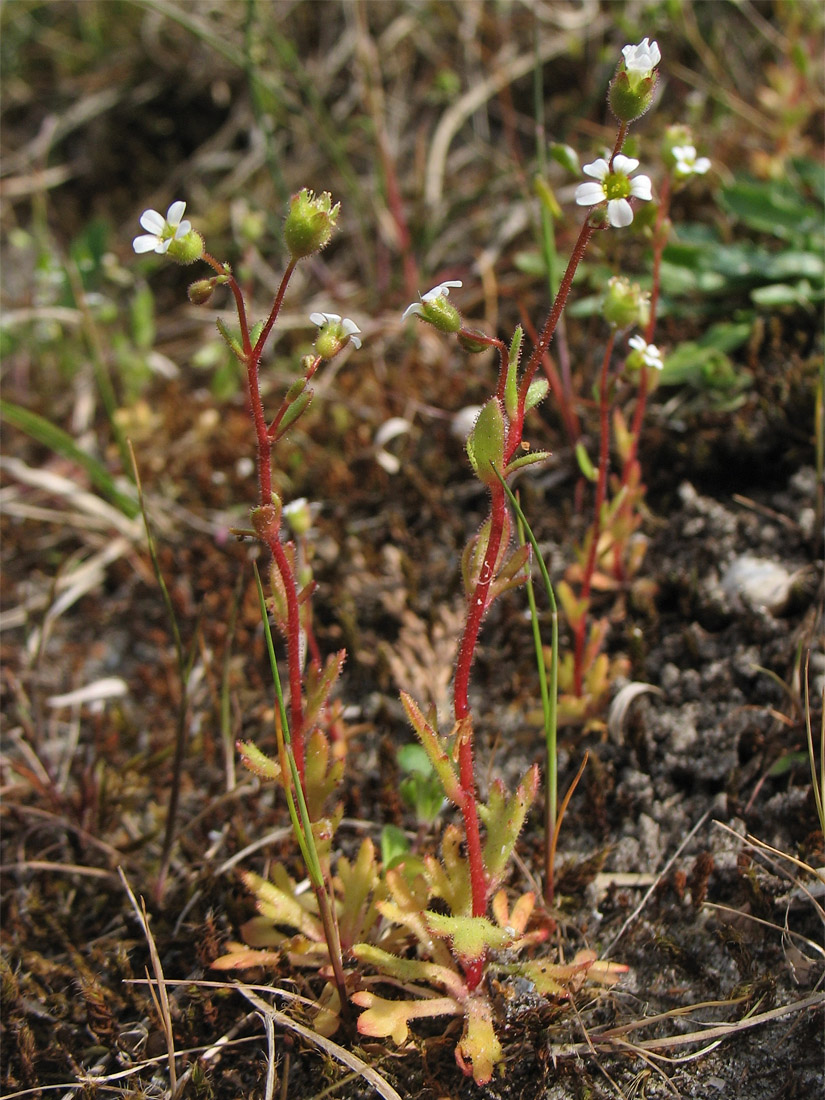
{"left": 134, "top": 35, "right": 703, "bottom": 1087}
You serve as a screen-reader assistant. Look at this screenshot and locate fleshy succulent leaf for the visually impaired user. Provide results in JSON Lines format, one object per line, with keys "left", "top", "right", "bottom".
{"left": 479, "top": 764, "right": 539, "bottom": 887}
{"left": 352, "top": 992, "right": 461, "bottom": 1045}
{"left": 400, "top": 692, "right": 462, "bottom": 804}
{"left": 466, "top": 398, "right": 506, "bottom": 487}
{"left": 425, "top": 911, "right": 511, "bottom": 962}
{"left": 456, "top": 992, "right": 503, "bottom": 1085}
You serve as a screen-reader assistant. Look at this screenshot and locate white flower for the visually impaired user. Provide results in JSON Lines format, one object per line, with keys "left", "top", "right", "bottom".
{"left": 621, "top": 38, "right": 661, "bottom": 76}
{"left": 672, "top": 145, "right": 711, "bottom": 179}
{"left": 628, "top": 334, "right": 663, "bottom": 370}
{"left": 575, "top": 155, "right": 652, "bottom": 228}
{"left": 402, "top": 280, "right": 462, "bottom": 321}
{"left": 132, "top": 201, "right": 191, "bottom": 254}
{"left": 309, "top": 311, "right": 362, "bottom": 349}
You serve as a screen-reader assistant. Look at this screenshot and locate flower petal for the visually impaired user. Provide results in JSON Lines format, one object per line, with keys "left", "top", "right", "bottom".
{"left": 422, "top": 279, "right": 462, "bottom": 301}
{"left": 612, "top": 155, "right": 639, "bottom": 175}
{"left": 575, "top": 182, "right": 606, "bottom": 207}
{"left": 166, "top": 201, "right": 187, "bottom": 226}
{"left": 629, "top": 175, "right": 652, "bottom": 201}
{"left": 133, "top": 234, "right": 161, "bottom": 253}
{"left": 607, "top": 198, "right": 633, "bottom": 228}
{"left": 582, "top": 158, "right": 610, "bottom": 180}
{"left": 401, "top": 302, "right": 423, "bottom": 320}
{"left": 139, "top": 209, "right": 165, "bottom": 234}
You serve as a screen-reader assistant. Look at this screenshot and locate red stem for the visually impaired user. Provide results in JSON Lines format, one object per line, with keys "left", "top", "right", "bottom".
{"left": 573, "top": 331, "right": 615, "bottom": 696}
{"left": 609, "top": 123, "right": 628, "bottom": 168}
{"left": 453, "top": 483, "right": 508, "bottom": 985}
{"left": 267, "top": 532, "right": 306, "bottom": 775}
{"left": 213, "top": 253, "right": 306, "bottom": 777}
{"left": 510, "top": 219, "right": 595, "bottom": 460}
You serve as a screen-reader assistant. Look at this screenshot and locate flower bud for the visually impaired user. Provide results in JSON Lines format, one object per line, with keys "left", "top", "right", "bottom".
{"left": 402, "top": 280, "right": 463, "bottom": 334}
{"left": 625, "top": 335, "right": 663, "bottom": 374}
{"left": 188, "top": 278, "right": 216, "bottom": 305}
{"left": 609, "top": 38, "right": 661, "bottom": 123}
{"left": 609, "top": 70, "right": 657, "bottom": 123}
{"left": 457, "top": 329, "right": 492, "bottom": 353}
{"left": 284, "top": 189, "right": 339, "bottom": 259}
{"left": 603, "top": 276, "right": 650, "bottom": 329}
{"left": 415, "top": 295, "right": 462, "bottom": 333}
{"left": 309, "top": 312, "right": 361, "bottom": 358}
{"left": 661, "top": 125, "right": 693, "bottom": 169}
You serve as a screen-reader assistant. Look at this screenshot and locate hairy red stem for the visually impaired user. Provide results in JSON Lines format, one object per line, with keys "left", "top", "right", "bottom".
{"left": 453, "top": 483, "right": 508, "bottom": 986}
{"left": 221, "top": 255, "right": 306, "bottom": 776}
{"left": 510, "top": 219, "right": 595, "bottom": 459}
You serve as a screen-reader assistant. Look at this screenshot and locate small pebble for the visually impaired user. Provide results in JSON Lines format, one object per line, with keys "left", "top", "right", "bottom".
{"left": 721, "top": 555, "right": 793, "bottom": 614}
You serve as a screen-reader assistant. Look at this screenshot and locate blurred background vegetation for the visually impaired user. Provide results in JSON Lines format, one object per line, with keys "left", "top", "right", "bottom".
{"left": 2, "top": 0, "right": 822, "bottom": 506}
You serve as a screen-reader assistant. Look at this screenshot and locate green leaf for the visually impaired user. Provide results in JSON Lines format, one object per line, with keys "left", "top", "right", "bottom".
{"left": 353, "top": 944, "right": 465, "bottom": 998}
{"left": 524, "top": 377, "right": 549, "bottom": 412}
{"left": 575, "top": 441, "right": 597, "bottom": 482}
{"left": 479, "top": 765, "right": 539, "bottom": 885}
{"left": 304, "top": 649, "right": 346, "bottom": 731}
{"left": 273, "top": 389, "right": 313, "bottom": 438}
{"left": 238, "top": 740, "right": 281, "bottom": 781}
{"left": 504, "top": 449, "right": 551, "bottom": 479}
{"left": 400, "top": 692, "right": 462, "bottom": 805}
{"left": 719, "top": 178, "right": 823, "bottom": 240}
{"left": 752, "top": 280, "right": 821, "bottom": 308}
{"left": 458, "top": 994, "right": 503, "bottom": 1086}
{"left": 504, "top": 327, "right": 523, "bottom": 419}
{"left": 242, "top": 870, "right": 324, "bottom": 941}
{"left": 466, "top": 398, "right": 505, "bottom": 487}
{"left": 380, "top": 824, "right": 410, "bottom": 870}
{"left": 397, "top": 743, "right": 433, "bottom": 776}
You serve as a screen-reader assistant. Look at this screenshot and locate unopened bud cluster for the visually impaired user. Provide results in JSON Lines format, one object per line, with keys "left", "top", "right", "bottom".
{"left": 609, "top": 37, "right": 661, "bottom": 123}
{"left": 603, "top": 277, "right": 650, "bottom": 330}
{"left": 283, "top": 189, "right": 340, "bottom": 260}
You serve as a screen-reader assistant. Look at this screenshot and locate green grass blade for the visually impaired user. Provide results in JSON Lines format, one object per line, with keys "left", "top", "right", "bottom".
{"left": 1, "top": 400, "right": 139, "bottom": 518}
{"left": 252, "top": 564, "right": 323, "bottom": 889}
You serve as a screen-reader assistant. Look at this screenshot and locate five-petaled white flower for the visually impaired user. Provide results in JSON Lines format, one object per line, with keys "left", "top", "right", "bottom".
{"left": 309, "top": 311, "right": 362, "bottom": 349}
{"left": 628, "top": 334, "right": 664, "bottom": 370}
{"left": 672, "top": 145, "right": 711, "bottom": 179}
{"left": 402, "top": 280, "right": 463, "bottom": 321}
{"left": 133, "top": 201, "right": 191, "bottom": 254}
{"left": 621, "top": 38, "right": 661, "bottom": 76}
{"left": 575, "top": 156, "right": 652, "bottom": 228}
